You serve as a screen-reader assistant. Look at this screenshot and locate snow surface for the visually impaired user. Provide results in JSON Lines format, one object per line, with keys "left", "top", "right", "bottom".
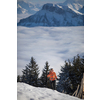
{"left": 17, "top": 82, "right": 82, "bottom": 100}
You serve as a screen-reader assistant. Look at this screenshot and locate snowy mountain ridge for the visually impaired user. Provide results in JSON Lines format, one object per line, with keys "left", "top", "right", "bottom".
{"left": 42, "top": 3, "right": 83, "bottom": 15}
{"left": 17, "top": 0, "right": 42, "bottom": 14}
{"left": 58, "top": 0, "right": 84, "bottom": 11}
{"left": 17, "top": 82, "right": 82, "bottom": 100}
{"left": 17, "top": 4, "right": 27, "bottom": 14}
{"left": 17, "top": 3, "right": 84, "bottom": 27}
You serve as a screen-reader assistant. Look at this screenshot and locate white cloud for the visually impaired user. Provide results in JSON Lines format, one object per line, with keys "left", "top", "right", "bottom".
{"left": 17, "top": 26, "right": 84, "bottom": 77}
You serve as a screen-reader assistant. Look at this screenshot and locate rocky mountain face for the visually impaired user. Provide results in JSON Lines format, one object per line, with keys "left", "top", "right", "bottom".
{"left": 17, "top": 3, "right": 84, "bottom": 27}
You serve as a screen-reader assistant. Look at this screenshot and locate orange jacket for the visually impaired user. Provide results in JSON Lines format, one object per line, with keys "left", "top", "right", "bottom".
{"left": 47, "top": 71, "right": 57, "bottom": 81}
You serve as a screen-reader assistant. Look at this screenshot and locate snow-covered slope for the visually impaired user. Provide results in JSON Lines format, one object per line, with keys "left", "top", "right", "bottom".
{"left": 59, "top": 0, "right": 84, "bottom": 12}
{"left": 17, "top": 1, "right": 42, "bottom": 14}
{"left": 17, "top": 4, "right": 27, "bottom": 14}
{"left": 79, "top": 6, "right": 84, "bottom": 13}
{"left": 17, "top": 82, "right": 82, "bottom": 100}
{"left": 17, "top": 3, "right": 84, "bottom": 27}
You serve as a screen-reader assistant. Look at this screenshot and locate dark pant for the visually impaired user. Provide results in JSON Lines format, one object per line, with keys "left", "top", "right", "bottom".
{"left": 50, "top": 80, "right": 56, "bottom": 90}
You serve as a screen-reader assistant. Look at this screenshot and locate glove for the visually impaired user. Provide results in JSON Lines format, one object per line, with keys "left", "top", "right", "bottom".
{"left": 56, "top": 78, "right": 59, "bottom": 80}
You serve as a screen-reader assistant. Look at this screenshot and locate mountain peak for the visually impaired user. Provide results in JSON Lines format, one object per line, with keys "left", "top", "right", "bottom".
{"left": 42, "top": 3, "right": 63, "bottom": 12}
{"left": 59, "top": 0, "right": 84, "bottom": 11}
{"left": 17, "top": 3, "right": 84, "bottom": 27}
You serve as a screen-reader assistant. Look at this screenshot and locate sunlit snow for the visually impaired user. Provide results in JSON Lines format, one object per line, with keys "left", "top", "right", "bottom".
{"left": 17, "top": 82, "right": 83, "bottom": 100}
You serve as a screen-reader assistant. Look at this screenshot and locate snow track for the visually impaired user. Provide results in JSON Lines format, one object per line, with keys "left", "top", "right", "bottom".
{"left": 17, "top": 83, "right": 82, "bottom": 100}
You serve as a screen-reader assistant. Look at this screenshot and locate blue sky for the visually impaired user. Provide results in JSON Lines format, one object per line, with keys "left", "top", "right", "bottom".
{"left": 22, "top": 0, "right": 66, "bottom": 4}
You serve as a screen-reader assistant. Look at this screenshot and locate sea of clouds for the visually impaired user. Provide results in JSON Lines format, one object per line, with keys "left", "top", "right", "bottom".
{"left": 17, "top": 26, "right": 84, "bottom": 77}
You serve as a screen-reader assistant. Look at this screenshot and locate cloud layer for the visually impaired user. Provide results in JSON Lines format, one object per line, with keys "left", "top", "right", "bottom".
{"left": 17, "top": 26, "right": 84, "bottom": 76}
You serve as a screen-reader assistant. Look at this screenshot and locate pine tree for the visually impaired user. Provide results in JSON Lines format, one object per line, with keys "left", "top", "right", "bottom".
{"left": 57, "top": 60, "right": 72, "bottom": 94}
{"left": 57, "top": 54, "right": 84, "bottom": 95}
{"left": 70, "top": 54, "right": 84, "bottom": 92}
{"left": 21, "top": 57, "right": 40, "bottom": 87}
{"left": 40, "top": 61, "right": 50, "bottom": 88}
{"left": 22, "top": 66, "right": 29, "bottom": 83}
{"left": 28, "top": 57, "right": 40, "bottom": 86}
{"left": 17, "top": 75, "right": 21, "bottom": 82}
